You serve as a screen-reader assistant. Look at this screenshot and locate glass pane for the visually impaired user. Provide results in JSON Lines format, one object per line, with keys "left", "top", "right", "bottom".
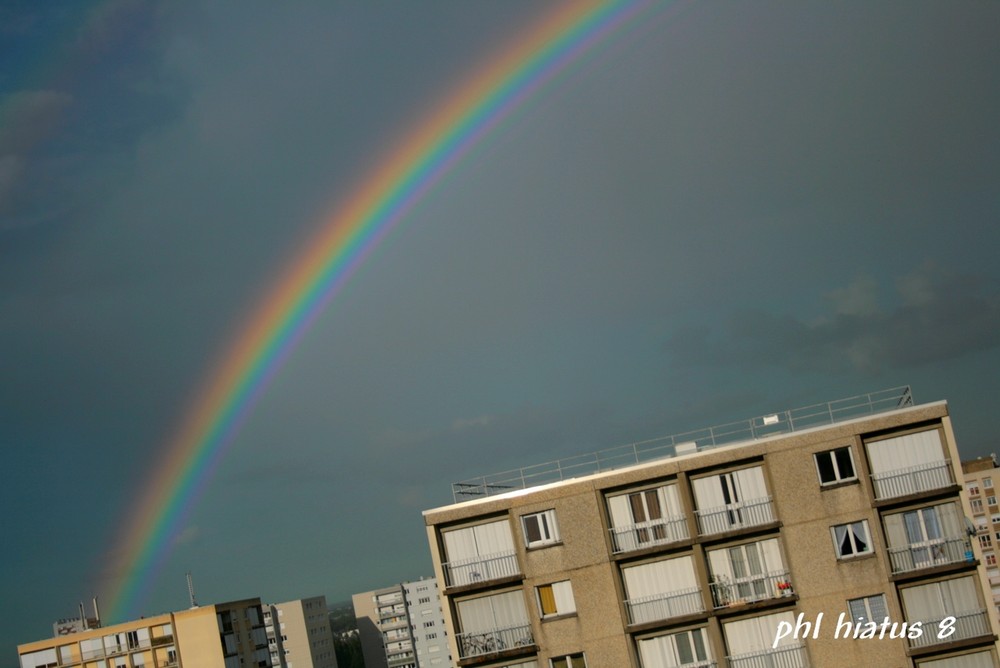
{"left": 524, "top": 516, "right": 541, "bottom": 543}
{"left": 816, "top": 453, "right": 836, "bottom": 483}
{"left": 834, "top": 448, "right": 855, "bottom": 478}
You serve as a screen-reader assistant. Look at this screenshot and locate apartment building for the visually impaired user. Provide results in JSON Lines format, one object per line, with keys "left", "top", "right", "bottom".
{"left": 423, "top": 389, "right": 1000, "bottom": 668}
{"left": 353, "top": 579, "right": 453, "bottom": 668}
{"left": 18, "top": 598, "right": 271, "bottom": 668}
{"left": 962, "top": 456, "right": 1000, "bottom": 619}
{"left": 263, "top": 596, "right": 338, "bottom": 668}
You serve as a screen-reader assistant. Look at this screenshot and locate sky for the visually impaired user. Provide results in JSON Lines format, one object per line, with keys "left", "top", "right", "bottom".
{"left": 3, "top": 0, "right": 1000, "bottom": 659}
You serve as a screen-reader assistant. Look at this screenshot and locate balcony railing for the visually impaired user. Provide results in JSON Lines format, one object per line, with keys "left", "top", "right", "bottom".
{"left": 443, "top": 550, "right": 520, "bottom": 587}
{"left": 711, "top": 570, "right": 792, "bottom": 608}
{"left": 728, "top": 643, "right": 808, "bottom": 668}
{"left": 871, "top": 460, "right": 953, "bottom": 500}
{"left": 457, "top": 624, "right": 534, "bottom": 659}
{"left": 907, "top": 609, "right": 991, "bottom": 648}
{"left": 696, "top": 497, "right": 775, "bottom": 535}
{"left": 626, "top": 586, "right": 704, "bottom": 625}
{"left": 887, "top": 536, "right": 973, "bottom": 574}
{"left": 610, "top": 515, "right": 690, "bottom": 553}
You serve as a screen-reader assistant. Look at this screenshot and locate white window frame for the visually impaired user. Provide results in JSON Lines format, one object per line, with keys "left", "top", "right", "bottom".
{"left": 550, "top": 653, "right": 587, "bottom": 668}
{"left": 814, "top": 446, "right": 857, "bottom": 485}
{"left": 832, "top": 520, "right": 873, "bottom": 559}
{"left": 847, "top": 594, "right": 888, "bottom": 625}
{"left": 536, "top": 580, "right": 576, "bottom": 618}
{"left": 522, "top": 510, "right": 559, "bottom": 548}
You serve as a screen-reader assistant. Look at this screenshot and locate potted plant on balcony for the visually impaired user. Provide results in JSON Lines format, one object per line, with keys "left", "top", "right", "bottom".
{"left": 776, "top": 580, "right": 794, "bottom": 597}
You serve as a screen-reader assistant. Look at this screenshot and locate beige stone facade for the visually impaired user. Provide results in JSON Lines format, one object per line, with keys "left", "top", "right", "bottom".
{"left": 961, "top": 455, "right": 1000, "bottom": 620}
{"left": 423, "top": 400, "right": 1000, "bottom": 668}
{"left": 18, "top": 598, "right": 270, "bottom": 668}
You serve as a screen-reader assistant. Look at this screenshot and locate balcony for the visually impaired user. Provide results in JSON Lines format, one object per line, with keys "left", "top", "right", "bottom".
{"left": 610, "top": 515, "right": 689, "bottom": 554}
{"left": 728, "top": 643, "right": 808, "bottom": 668}
{"left": 625, "top": 586, "right": 704, "bottom": 625}
{"left": 871, "top": 460, "right": 953, "bottom": 501}
{"left": 711, "top": 571, "right": 793, "bottom": 609}
{"left": 887, "top": 536, "right": 973, "bottom": 574}
{"left": 443, "top": 550, "right": 520, "bottom": 588}
{"left": 907, "top": 609, "right": 991, "bottom": 649}
{"left": 456, "top": 624, "right": 534, "bottom": 660}
{"left": 696, "top": 497, "right": 775, "bottom": 536}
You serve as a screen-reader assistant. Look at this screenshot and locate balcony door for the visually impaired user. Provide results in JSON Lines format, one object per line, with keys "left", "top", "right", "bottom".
{"left": 884, "top": 502, "right": 962, "bottom": 570}
{"left": 708, "top": 539, "right": 783, "bottom": 604}
{"left": 442, "top": 520, "right": 516, "bottom": 586}
{"left": 608, "top": 484, "right": 684, "bottom": 547}
{"left": 692, "top": 466, "right": 768, "bottom": 531}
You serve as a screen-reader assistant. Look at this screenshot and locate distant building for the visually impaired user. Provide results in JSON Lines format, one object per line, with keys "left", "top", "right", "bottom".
{"left": 353, "top": 578, "right": 453, "bottom": 668}
{"left": 264, "top": 595, "right": 338, "bottom": 668}
{"left": 424, "top": 389, "right": 1000, "bottom": 667}
{"left": 18, "top": 597, "right": 271, "bottom": 668}
{"left": 962, "top": 455, "right": 1000, "bottom": 618}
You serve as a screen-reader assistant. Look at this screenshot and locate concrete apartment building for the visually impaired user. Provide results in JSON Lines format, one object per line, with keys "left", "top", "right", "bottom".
{"left": 18, "top": 598, "right": 271, "bottom": 668}
{"left": 962, "top": 456, "right": 1000, "bottom": 619}
{"left": 263, "top": 596, "right": 338, "bottom": 668}
{"left": 423, "top": 388, "right": 1000, "bottom": 668}
{"left": 353, "top": 579, "right": 453, "bottom": 668}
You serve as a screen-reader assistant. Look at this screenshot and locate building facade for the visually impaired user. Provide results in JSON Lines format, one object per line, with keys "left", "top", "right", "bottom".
{"left": 18, "top": 598, "right": 271, "bottom": 668}
{"left": 263, "top": 596, "right": 338, "bottom": 668}
{"left": 962, "top": 455, "right": 1000, "bottom": 619}
{"left": 353, "top": 579, "right": 454, "bottom": 668}
{"left": 424, "top": 395, "right": 1000, "bottom": 668}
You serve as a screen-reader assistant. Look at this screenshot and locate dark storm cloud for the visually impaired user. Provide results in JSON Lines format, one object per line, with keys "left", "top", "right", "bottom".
{"left": 669, "top": 265, "right": 1000, "bottom": 374}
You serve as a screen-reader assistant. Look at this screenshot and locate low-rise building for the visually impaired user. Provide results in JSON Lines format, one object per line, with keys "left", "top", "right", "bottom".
{"left": 18, "top": 598, "right": 270, "bottom": 668}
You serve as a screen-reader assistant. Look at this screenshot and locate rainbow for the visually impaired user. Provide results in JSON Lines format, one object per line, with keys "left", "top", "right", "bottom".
{"left": 105, "top": 0, "right": 651, "bottom": 620}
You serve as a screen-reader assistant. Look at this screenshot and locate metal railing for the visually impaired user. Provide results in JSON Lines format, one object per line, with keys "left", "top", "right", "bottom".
{"left": 610, "top": 515, "right": 690, "bottom": 553}
{"left": 871, "top": 460, "right": 953, "bottom": 500}
{"left": 453, "top": 387, "right": 912, "bottom": 501}
{"left": 443, "top": 550, "right": 520, "bottom": 587}
{"left": 711, "top": 570, "right": 792, "bottom": 608}
{"left": 456, "top": 624, "right": 534, "bottom": 659}
{"left": 728, "top": 643, "right": 808, "bottom": 668}
{"left": 625, "top": 586, "right": 704, "bottom": 625}
{"left": 907, "top": 609, "right": 991, "bottom": 648}
{"left": 696, "top": 497, "right": 775, "bottom": 535}
{"left": 887, "top": 535, "right": 973, "bottom": 574}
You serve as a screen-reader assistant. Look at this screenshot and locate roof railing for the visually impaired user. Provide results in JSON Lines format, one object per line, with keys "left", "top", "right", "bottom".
{"left": 451, "top": 386, "right": 913, "bottom": 502}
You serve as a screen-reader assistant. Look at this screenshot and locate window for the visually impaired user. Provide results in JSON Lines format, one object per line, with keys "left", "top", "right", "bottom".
{"left": 637, "top": 628, "right": 712, "bottom": 668}
{"left": 522, "top": 510, "right": 559, "bottom": 548}
{"left": 606, "top": 483, "right": 687, "bottom": 552}
{"left": 968, "top": 484, "right": 981, "bottom": 496}
{"left": 723, "top": 612, "right": 802, "bottom": 659}
{"left": 441, "top": 519, "right": 518, "bottom": 586}
{"left": 866, "top": 429, "right": 950, "bottom": 499}
{"left": 900, "top": 576, "right": 982, "bottom": 629}
{"left": 989, "top": 496, "right": 997, "bottom": 507}
{"left": 882, "top": 501, "right": 964, "bottom": 573}
{"left": 918, "top": 650, "right": 996, "bottom": 667}
{"left": 691, "top": 466, "right": 773, "bottom": 534}
{"left": 847, "top": 594, "right": 888, "bottom": 625}
{"left": 832, "top": 521, "right": 873, "bottom": 558}
{"left": 537, "top": 581, "right": 576, "bottom": 617}
{"left": 986, "top": 477, "right": 994, "bottom": 489}
{"left": 708, "top": 538, "right": 787, "bottom": 605}
{"left": 972, "top": 499, "right": 985, "bottom": 514}
{"left": 987, "top": 554, "right": 997, "bottom": 567}
{"left": 815, "top": 447, "right": 856, "bottom": 485}
{"left": 551, "top": 654, "right": 586, "bottom": 668}
{"left": 979, "top": 534, "right": 992, "bottom": 548}
{"left": 623, "top": 555, "right": 702, "bottom": 623}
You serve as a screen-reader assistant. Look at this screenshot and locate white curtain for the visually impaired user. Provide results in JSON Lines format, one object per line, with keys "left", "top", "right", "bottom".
{"left": 444, "top": 520, "right": 514, "bottom": 562}
{"left": 708, "top": 539, "right": 782, "bottom": 580}
{"left": 552, "top": 581, "right": 576, "bottom": 614}
{"left": 901, "top": 576, "right": 978, "bottom": 620}
{"left": 456, "top": 590, "right": 528, "bottom": 633}
{"left": 638, "top": 629, "right": 710, "bottom": 668}
{"left": 724, "top": 612, "right": 796, "bottom": 654}
{"left": 921, "top": 651, "right": 995, "bottom": 668}
{"left": 867, "top": 429, "right": 944, "bottom": 475}
{"left": 692, "top": 476, "right": 725, "bottom": 510}
{"left": 733, "top": 466, "right": 767, "bottom": 501}
{"left": 623, "top": 555, "right": 697, "bottom": 598}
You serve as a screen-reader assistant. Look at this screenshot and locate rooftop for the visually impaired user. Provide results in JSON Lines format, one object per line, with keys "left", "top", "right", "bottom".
{"left": 450, "top": 386, "right": 915, "bottom": 503}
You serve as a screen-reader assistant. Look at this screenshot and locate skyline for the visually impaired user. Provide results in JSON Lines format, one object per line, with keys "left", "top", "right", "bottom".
{"left": 4, "top": 0, "right": 1000, "bottom": 660}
